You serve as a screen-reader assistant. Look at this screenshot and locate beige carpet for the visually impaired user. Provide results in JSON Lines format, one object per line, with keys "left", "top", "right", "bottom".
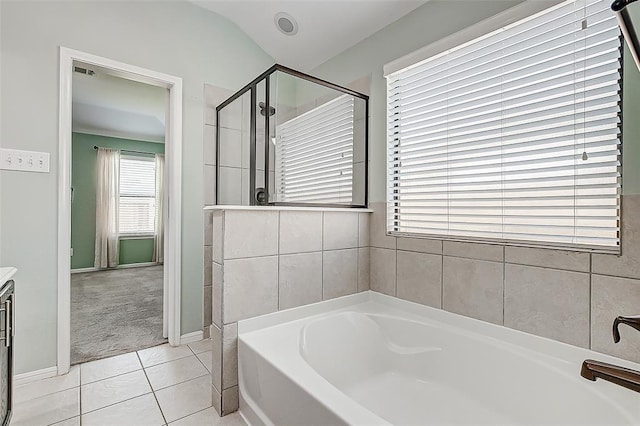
{"left": 71, "top": 265, "right": 166, "bottom": 365}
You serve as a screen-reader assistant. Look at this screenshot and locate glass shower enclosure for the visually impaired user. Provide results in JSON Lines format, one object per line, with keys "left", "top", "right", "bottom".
{"left": 216, "top": 64, "right": 368, "bottom": 207}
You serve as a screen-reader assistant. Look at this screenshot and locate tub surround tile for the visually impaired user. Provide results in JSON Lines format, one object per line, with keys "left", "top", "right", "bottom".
{"left": 222, "top": 323, "right": 238, "bottom": 390}
{"left": 442, "top": 257, "right": 503, "bottom": 325}
{"left": 591, "top": 274, "right": 640, "bottom": 364}
{"left": 358, "top": 247, "right": 370, "bottom": 292}
{"left": 218, "top": 167, "right": 242, "bottom": 205}
{"left": 212, "top": 385, "right": 222, "bottom": 416}
{"left": 203, "top": 246, "right": 212, "bottom": 286}
{"left": 322, "top": 249, "right": 358, "bottom": 300}
{"left": 223, "top": 211, "right": 278, "bottom": 259}
{"left": 203, "top": 165, "right": 216, "bottom": 205}
{"left": 323, "top": 212, "right": 359, "bottom": 250}
{"left": 505, "top": 246, "right": 590, "bottom": 273}
{"left": 279, "top": 211, "right": 322, "bottom": 254}
{"left": 204, "top": 209, "right": 213, "bottom": 246}
{"left": 221, "top": 386, "right": 239, "bottom": 415}
{"left": 279, "top": 252, "right": 323, "bottom": 309}
{"left": 223, "top": 256, "right": 278, "bottom": 324}
{"left": 370, "top": 247, "right": 396, "bottom": 296}
{"left": 212, "top": 262, "right": 223, "bottom": 327}
{"left": 369, "top": 203, "right": 396, "bottom": 250}
{"left": 396, "top": 251, "right": 442, "bottom": 308}
{"left": 211, "top": 324, "right": 222, "bottom": 393}
{"left": 358, "top": 213, "right": 370, "bottom": 247}
{"left": 212, "top": 211, "right": 223, "bottom": 264}
{"left": 397, "top": 237, "right": 442, "bottom": 255}
{"left": 593, "top": 194, "right": 640, "bottom": 280}
{"left": 443, "top": 241, "right": 503, "bottom": 262}
{"left": 504, "top": 264, "right": 590, "bottom": 348}
{"left": 204, "top": 285, "right": 212, "bottom": 327}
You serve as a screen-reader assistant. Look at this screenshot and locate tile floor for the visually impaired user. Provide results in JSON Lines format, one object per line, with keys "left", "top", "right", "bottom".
{"left": 12, "top": 340, "right": 246, "bottom": 426}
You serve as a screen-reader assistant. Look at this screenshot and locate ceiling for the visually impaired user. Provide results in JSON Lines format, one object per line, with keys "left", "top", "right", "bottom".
{"left": 191, "top": 0, "right": 427, "bottom": 71}
{"left": 72, "top": 68, "right": 168, "bottom": 144}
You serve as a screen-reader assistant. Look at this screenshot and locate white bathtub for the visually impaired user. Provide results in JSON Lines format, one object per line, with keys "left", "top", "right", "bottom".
{"left": 238, "top": 292, "right": 640, "bottom": 425}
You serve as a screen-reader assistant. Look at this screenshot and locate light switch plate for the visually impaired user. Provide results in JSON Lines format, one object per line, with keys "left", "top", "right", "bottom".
{"left": 0, "top": 148, "right": 50, "bottom": 173}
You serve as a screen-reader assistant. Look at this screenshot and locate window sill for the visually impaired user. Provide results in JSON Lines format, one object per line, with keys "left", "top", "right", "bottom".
{"left": 119, "top": 234, "right": 155, "bottom": 240}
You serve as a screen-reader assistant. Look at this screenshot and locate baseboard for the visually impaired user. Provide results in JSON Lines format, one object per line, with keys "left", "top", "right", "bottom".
{"left": 180, "top": 330, "right": 203, "bottom": 344}
{"left": 71, "top": 262, "right": 161, "bottom": 274}
{"left": 14, "top": 366, "right": 58, "bottom": 386}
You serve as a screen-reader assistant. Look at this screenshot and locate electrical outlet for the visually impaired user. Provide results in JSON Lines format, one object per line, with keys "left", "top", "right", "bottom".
{"left": 0, "top": 148, "right": 50, "bottom": 173}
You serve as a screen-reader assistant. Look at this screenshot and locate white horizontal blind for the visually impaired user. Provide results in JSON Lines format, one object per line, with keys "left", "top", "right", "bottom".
{"left": 119, "top": 156, "right": 156, "bottom": 235}
{"left": 275, "top": 95, "right": 354, "bottom": 204}
{"left": 386, "top": 0, "right": 621, "bottom": 250}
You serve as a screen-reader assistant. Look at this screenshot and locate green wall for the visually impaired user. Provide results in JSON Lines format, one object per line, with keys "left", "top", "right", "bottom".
{"left": 71, "top": 132, "right": 165, "bottom": 269}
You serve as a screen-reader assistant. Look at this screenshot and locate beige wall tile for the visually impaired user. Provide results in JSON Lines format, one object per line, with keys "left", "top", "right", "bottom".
{"left": 203, "top": 165, "right": 216, "bottom": 205}
{"left": 358, "top": 247, "right": 370, "bottom": 292}
{"left": 369, "top": 202, "right": 396, "bottom": 250}
{"left": 505, "top": 246, "right": 590, "bottom": 273}
{"left": 358, "top": 212, "right": 370, "bottom": 247}
{"left": 204, "top": 285, "right": 212, "bottom": 328}
{"left": 223, "top": 211, "right": 278, "bottom": 259}
{"left": 212, "top": 262, "right": 222, "bottom": 327}
{"left": 504, "top": 264, "right": 590, "bottom": 348}
{"left": 323, "top": 212, "right": 359, "bottom": 250}
{"left": 397, "top": 237, "right": 442, "bottom": 255}
{"left": 442, "top": 257, "right": 503, "bottom": 325}
{"left": 591, "top": 274, "right": 640, "bottom": 363}
{"left": 223, "top": 256, "right": 278, "bottom": 324}
{"left": 279, "top": 211, "right": 322, "bottom": 254}
{"left": 212, "top": 211, "right": 223, "bottom": 264}
{"left": 204, "top": 210, "right": 213, "bottom": 246}
{"left": 323, "top": 249, "right": 358, "bottom": 300}
{"left": 370, "top": 247, "right": 396, "bottom": 296}
{"left": 279, "top": 252, "right": 323, "bottom": 309}
{"left": 211, "top": 324, "right": 222, "bottom": 394}
{"left": 222, "top": 323, "right": 237, "bottom": 390}
{"left": 397, "top": 251, "right": 442, "bottom": 308}
{"left": 593, "top": 194, "right": 640, "bottom": 280}
{"left": 221, "top": 386, "right": 238, "bottom": 415}
{"left": 203, "top": 124, "right": 216, "bottom": 166}
{"left": 443, "top": 241, "right": 503, "bottom": 262}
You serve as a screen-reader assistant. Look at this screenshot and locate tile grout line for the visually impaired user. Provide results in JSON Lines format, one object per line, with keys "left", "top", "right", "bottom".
{"left": 136, "top": 351, "right": 168, "bottom": 425}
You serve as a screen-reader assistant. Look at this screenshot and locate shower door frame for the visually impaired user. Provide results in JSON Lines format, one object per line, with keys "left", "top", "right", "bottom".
{"left": 216, "top": 64, "right": 369, "bottom": 208}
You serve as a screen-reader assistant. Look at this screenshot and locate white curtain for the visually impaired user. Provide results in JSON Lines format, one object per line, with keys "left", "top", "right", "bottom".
{"left": 94, "top": 148, "right": 120, "bottom": 268}
{"left": 153, "top": 153, "right": 165, "bottom": 263}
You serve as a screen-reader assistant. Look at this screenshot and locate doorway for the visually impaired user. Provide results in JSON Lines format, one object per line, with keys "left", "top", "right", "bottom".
{"left": 58, "top": 48, "right": 183, "bottom": 375}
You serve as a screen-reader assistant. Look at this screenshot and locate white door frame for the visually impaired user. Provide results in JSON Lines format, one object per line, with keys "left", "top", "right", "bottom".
{"left": 57, "top": 47, "right": 183, "bottom": 375}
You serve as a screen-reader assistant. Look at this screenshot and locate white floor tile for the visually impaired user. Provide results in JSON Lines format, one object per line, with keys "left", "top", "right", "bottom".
{"left": 187, "top": 339, "right": 212, "bottom": 355}
{"left": 51, "top": 416, "right": 81, "bottom": 426}
{"left": 155, "top": 375, "right": 212, "bottom": 423}
{"left": 82, "top": 393, "right": 165, "bottom": 426}
{"left": 145, "top": 355, "right": 209, "bottom": 391}
{"left": 11, "top": 387, "right": 79, "bottom": 426}
{"left": 81, "top": 369, "right": 151, "bottom": 413}
{"left": 14, "top": 366, "right": 80, "bottom": 403}
{"left": 80, "top": 351, "right": 142, "bottom": 384}
{"left": 138, "top": 343, "right": 193, "bottom": 368}
{"left": 169, "top": 407, "right": 246, "bottom": 426}
{"left": 196, "top": 350, "right": 213, "bottom": 373}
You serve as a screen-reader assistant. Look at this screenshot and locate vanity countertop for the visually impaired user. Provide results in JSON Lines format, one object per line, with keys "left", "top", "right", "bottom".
{"left": 204, "top": 205, "right": 373, "bottom": 213}
{"left": 0, "top": 268, "right": 17, "bottom": 287}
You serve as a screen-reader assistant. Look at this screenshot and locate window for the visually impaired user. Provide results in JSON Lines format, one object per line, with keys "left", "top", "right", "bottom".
{"left": 275, "top": 95, "right": 354, "bottom": 204}
{"left": 119, "top": 156, "right": 156, "bottom": 235}
{"left": 386, "top": 0, "right": 621, "bottom": 251}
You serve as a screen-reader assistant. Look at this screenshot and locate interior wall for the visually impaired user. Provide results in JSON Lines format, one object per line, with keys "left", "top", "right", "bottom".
{"left": 0, "top": 0, "right": 273, "bottom": 374}
{"left": 71, "top": 132, "right": 165, "bottom": 270}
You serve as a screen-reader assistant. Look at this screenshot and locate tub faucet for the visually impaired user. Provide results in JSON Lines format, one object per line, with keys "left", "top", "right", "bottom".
{"left": 580, "top": 359, "right": 640, "bottom": 393}
{"left": 612, "top": 315, "right": 640, "bottom": 343}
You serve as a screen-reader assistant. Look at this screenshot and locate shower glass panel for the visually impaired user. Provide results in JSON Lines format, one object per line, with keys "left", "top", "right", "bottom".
{"left": 216, "top": 65, "right": 368, "bottom": 207}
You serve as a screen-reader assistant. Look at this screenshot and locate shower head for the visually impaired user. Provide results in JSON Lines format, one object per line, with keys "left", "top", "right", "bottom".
{"left": 259, "top": 102, "right": 276, "bottom": 117}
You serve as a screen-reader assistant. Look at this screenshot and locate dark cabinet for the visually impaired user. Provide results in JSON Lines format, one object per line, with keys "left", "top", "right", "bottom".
{"left": 0, "top": 280, "right": 14, "bottom": 426}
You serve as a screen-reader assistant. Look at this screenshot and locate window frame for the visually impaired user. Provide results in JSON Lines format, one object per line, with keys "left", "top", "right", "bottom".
{"left": 118, "top": 154, "right": 157, "bottom": 238}
{"left": 384, "top": 0, "right": 623, "bottom": 254}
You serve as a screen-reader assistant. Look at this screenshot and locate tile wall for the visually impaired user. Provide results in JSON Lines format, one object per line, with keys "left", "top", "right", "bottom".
{"left": 209, "top": 208, "right": 370, "bottom": 414}
{"left": 369, "top": 194, "right": 640, "bottom": 364}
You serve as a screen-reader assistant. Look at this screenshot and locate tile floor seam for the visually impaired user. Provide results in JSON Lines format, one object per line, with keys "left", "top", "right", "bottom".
{"left": 137, "top": 351, "right": 168, "bottom": 425}
{"left": 166, "top": 406, "right": 211, "bottom": 424}
{"left": 81, "top": 390, "right": 155, "bottom": 416}
{"left": 150, "top": 372, "right": 210, "bottom": 392}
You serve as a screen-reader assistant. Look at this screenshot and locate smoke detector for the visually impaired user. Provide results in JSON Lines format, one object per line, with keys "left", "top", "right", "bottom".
{"left": 274, "top": 12, "right": 298, "bottom": 36}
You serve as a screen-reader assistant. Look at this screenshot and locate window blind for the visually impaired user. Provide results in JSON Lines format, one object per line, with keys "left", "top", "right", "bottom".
{"left": 275, "top": 95, "right": 354, "bottom": 204}
{"left": 119, "top": 156, "right": 156, "bottom": 235}
{"left": 386, "top": 0, "right": 621, "bottom": 251}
